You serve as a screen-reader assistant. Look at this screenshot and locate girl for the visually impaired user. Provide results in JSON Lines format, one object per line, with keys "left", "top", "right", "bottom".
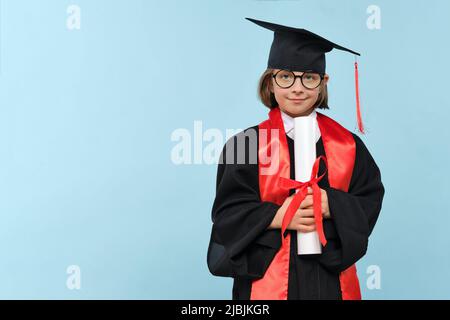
{"left": 207, "top": 18, "right": 385, "bottom": 300}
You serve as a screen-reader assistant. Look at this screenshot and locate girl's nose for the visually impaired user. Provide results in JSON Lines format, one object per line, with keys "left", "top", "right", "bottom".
{"left": 291, "top": 77, "right": 306, "bottom": 92}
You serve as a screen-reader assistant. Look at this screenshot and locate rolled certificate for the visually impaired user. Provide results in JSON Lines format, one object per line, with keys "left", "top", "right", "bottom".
{"left": 293, "top": 116, "right": 322, "bottom": 255}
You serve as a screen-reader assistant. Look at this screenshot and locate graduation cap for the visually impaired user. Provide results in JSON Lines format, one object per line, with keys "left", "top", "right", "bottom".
{"left": 246, "top": 17, "right": 365, "bottom": 134}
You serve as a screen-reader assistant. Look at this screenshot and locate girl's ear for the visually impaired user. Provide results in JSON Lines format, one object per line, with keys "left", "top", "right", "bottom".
{"left": 323, "top": 74, "right": 330, "bottom": 85}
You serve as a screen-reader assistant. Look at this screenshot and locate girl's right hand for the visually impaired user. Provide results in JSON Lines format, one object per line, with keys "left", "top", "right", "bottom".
{"left": 268, "top": 188, "right": 317, "bottom": 233}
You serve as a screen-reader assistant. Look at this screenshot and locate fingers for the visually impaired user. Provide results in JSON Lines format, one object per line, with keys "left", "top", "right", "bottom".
{"left": 298, "top": 208, "right": 314, "bottom": 217}
{"left": 301, "top": 189, "right": 328, "bottom": 212}
{"left": 284, "top": 194, "right": 295, "bottom": 206}
{"left": 305, "top": 204, "right": 327, "bottom": 213}
{"left": 303, "top": 203, "right": 328, "bottom": 213}
{"left": 285, "top": 188, "right": 327, "bottom": 233}
{"left": 287, "top": 219, "right": 317, "bottom": 232}
{"left": 298, "top": 217, "right": 315, "bottom": 225}
{"left": 299, "top": 190, "right": 326, "bottom": 208}
{"left": 307, "top": 187, "right": 327, "bottom": 198}
{"left": 298, "top": 224, "right": 316, "bottom": 233}
{"left": 299, "top": 195, "right": 314, "bottom": 209}
{"left": 287, "top": 211, "right": 317, "bottom": 232}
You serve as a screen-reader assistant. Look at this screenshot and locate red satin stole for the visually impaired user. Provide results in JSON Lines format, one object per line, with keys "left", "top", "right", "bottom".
{"left": 250, "top": 107, "right": 361, "bottom": 300}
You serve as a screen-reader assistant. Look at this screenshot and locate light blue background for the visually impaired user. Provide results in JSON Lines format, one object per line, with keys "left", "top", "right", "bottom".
{"left": 0, "top": 0, "right": 448, "bottom": 299}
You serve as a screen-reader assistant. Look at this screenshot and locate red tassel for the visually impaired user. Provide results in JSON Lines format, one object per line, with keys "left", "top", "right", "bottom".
{"left": 354, "top": 60, "right": 365, "bottom": 134}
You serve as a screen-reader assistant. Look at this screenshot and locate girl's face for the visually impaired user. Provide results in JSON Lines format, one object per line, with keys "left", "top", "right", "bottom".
{"left": 271, "top": 69, "right": 329, "bottom": 117}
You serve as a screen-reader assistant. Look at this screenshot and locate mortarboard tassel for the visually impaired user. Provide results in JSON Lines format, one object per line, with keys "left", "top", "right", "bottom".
{"left": 354, "top": 58, "right": 365, "bottom": 134}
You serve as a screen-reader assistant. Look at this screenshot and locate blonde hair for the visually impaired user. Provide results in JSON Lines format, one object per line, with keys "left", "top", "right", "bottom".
{"left": 258, "top": 68, "right": 329, "bottom": 110}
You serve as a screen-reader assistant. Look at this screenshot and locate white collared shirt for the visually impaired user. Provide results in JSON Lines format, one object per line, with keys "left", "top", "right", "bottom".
{"left": 281, "top": 109, "right": 321, "bottom": 143}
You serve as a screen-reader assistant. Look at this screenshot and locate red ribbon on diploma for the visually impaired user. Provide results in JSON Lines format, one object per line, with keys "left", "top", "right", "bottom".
{"left": 278, "top": 155, "right": 328, "bottom": 247}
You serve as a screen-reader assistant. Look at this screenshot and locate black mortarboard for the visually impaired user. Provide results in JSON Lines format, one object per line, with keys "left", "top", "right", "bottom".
{"left": 245, "top": 17, "right": 360, "bottom": 73}
{"left": 246, "top": 17, "right": 365, "bottom": 134}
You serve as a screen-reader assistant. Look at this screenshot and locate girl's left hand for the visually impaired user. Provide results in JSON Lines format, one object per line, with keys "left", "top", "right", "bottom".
{"left": 305, "top": 187, "right": 331, "bottom": 219}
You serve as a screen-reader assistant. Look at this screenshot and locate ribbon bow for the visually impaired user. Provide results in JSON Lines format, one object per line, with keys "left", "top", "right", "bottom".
{"left": 278, "top": 155, "right": 328, "bottom": 247}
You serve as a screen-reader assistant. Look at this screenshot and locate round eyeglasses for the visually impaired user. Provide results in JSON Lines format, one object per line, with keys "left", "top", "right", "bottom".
{"left": 272, "top": 69, "right": 324, "bottom": 89}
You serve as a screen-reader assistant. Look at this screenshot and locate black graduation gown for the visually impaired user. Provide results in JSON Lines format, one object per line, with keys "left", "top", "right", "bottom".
{"left": 207, "top": 125, "right": 385, "bottom": 300}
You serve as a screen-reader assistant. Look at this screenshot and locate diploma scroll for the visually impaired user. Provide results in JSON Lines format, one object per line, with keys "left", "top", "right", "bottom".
{"left": 293, "top": 116, "right": 322, "bottom": 255}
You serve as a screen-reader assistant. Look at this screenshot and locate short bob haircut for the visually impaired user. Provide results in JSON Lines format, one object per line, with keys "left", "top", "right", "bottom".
{"left": 258, "top": 68, "right": 329, "bottom": 110}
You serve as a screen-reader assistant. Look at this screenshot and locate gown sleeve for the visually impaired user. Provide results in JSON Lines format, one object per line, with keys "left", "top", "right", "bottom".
{"left": 319, "top": 134, "right": 385, "bottom": 273}
{"left": 207, "top": 128, "right": 283, "bottom": 280}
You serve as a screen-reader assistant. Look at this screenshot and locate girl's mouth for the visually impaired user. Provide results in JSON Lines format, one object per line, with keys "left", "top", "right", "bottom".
{"left": 288, "top": 98, "right": 307, "bottom": 103}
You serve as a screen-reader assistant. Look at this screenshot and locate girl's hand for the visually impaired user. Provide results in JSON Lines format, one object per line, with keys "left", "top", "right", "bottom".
{"left": 303, "top": 187, "right": 331, "bottom": 219}
{"left": 287, "top": 200, "right": 316, "bottom": 233}
{"left": 268, "top": 194, "right": 294, "bottom": 230}
{"left": 268, "top": 187, "right": 330, "bottom": 231}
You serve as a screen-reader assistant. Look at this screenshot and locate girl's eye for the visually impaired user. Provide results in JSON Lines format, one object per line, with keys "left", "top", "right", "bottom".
{"left": 279, "top": 73, "right": 293, "bottom": 80}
